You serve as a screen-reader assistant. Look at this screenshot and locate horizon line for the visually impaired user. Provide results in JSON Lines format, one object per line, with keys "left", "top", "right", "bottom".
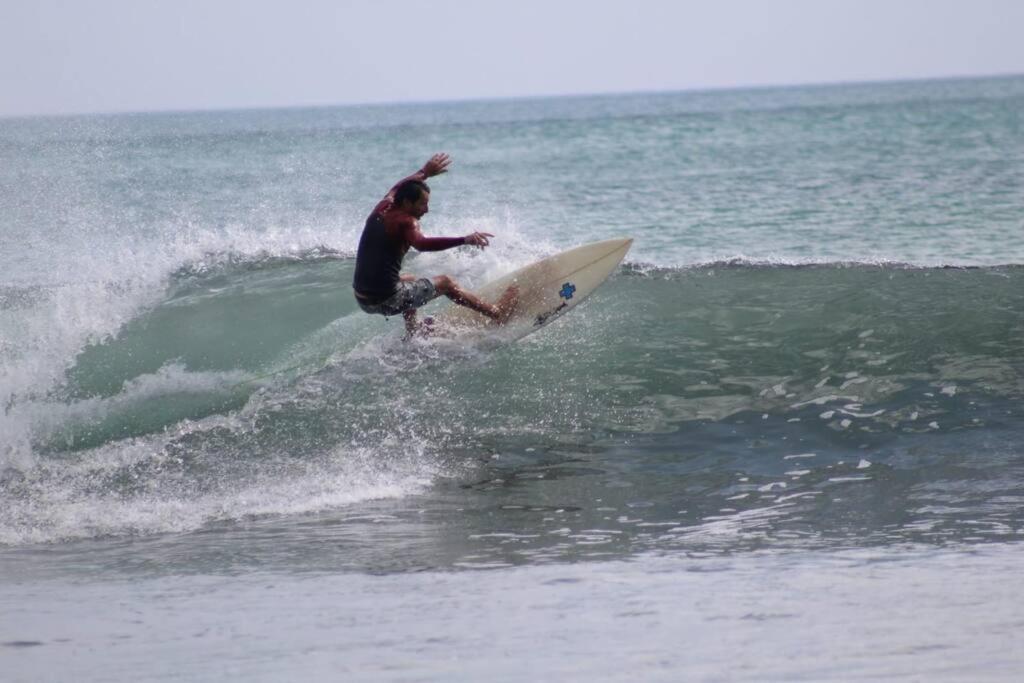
{"left": 3, "top": 70, "right": 1022, "bottom": 122}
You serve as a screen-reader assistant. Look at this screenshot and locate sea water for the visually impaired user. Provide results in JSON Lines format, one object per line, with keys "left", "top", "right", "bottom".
{"left": 1, "top": 75, "right": 1023, "bottom": 680}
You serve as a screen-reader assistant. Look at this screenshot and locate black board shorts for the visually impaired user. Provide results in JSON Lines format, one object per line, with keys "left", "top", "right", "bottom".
{"left": 355, "top": 278, "right": 438, "bottom": 317}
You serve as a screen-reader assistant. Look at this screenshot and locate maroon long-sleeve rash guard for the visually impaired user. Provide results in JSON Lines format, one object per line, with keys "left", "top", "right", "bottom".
{"left": 352, "top": 171, "right": 465, "bottom": 300}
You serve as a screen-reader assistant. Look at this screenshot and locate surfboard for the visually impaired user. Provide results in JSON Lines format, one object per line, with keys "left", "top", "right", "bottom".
{"left": 434, "top": 237, "right": 633, "bottom": 342}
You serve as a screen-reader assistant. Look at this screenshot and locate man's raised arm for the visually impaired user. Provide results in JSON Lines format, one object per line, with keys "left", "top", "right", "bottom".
{"left": 385, "top": 153, "right": 452, "bottom": 199}
{"left": 389, "top": 152, "right": 495, "bottom": 251}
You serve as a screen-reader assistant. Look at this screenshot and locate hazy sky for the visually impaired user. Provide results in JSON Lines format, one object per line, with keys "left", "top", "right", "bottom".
{"left": 1, "top": 0, "right": 1022, "bottom": 117}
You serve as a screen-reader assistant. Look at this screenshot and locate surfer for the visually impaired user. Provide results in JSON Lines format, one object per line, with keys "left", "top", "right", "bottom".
{"left": 352, "top": 153, "right": 517, "bottom": 336}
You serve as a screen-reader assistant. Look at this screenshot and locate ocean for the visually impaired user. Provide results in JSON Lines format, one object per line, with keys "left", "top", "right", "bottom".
{"left": 2, "top": 75, "right": 1023, "bottom": 680}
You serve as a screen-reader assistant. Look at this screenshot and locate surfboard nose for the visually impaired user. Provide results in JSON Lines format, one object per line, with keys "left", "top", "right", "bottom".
{"left": 612, "top": 237, "right": 634, "bottom": 253}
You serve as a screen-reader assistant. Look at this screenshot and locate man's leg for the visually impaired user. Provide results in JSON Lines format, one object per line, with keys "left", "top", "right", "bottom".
{"left": 432, "top": 275, "right": 517, "bottom": 322}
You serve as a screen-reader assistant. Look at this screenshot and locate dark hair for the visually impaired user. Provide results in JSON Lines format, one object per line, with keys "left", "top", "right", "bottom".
{"left": 394, "top": 179, "right": 430, "bottom": 205}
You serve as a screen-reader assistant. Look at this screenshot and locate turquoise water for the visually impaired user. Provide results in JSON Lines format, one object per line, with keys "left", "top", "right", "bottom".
{"left": 2, "top": 76, "right": 1024, "bottom": 680}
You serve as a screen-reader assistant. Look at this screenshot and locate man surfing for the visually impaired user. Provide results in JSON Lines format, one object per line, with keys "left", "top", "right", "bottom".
{"left": 352, "top": 153, "right": 517, "bottom": 336}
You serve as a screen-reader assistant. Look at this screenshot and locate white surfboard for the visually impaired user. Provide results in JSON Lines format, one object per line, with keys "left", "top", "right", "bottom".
{"left": 435, "top": 237, "right": 633, "bottom": 342}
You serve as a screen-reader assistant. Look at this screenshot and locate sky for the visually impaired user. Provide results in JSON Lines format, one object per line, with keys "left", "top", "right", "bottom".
{"left": 1, "top": 0, "right": 1023, "bottom": 117}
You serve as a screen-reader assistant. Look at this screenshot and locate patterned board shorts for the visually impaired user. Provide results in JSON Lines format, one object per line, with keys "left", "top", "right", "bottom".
{"left": 356, "top": 278, "right": 439, "bottom": 317}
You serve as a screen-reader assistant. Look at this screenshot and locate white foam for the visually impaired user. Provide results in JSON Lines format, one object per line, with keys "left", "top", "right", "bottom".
{"left": 0, "top": 217, "right": 361, "bottom": 469}
{"left": 0, "top": 423, "right": 439, "bottom": 546}
{"left": 22, "top": 362, "right": 247, "bottom": 441}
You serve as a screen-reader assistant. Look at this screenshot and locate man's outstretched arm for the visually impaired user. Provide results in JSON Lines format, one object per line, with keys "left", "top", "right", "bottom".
{"left": 400, "top": 218, "right": 495, "bottom": 252}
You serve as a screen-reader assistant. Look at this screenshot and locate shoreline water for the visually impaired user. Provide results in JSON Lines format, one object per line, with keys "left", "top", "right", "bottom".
{"left": 4, "top": 544, "right": 1023, "bottom": 681}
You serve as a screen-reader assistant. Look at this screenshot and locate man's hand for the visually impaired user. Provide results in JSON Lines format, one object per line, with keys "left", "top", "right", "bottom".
{"left": 422, "top": 153, "right": 452, "bottom": 178}
{"left": 463, "top": 231, "right": 494, "bottom": 249}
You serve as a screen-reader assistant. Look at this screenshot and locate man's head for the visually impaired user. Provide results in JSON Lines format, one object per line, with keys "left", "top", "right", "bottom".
{"left": 395, "top": 179, "right": 430, "bottom": 218}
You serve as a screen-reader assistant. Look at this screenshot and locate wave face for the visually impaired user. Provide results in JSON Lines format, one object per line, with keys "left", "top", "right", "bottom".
{"left": 2, "top": 77, "right": 1023, "bottom": 571}
{"left": 1, "top": 254, "right": 1022, "bottom": 561}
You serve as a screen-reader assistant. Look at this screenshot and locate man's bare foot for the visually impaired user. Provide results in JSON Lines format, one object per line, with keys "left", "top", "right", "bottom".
{"left": 491, "top": 285, "right": 519, "bottom": 325}
{"left": 403, "top": 315, "right": 437, "bottom": 341}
